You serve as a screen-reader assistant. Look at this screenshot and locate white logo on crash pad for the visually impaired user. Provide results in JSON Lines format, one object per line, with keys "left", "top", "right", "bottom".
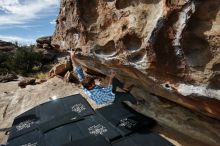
{"left": 22, "top": 142, "right": 37, "bottom": 146}
{"left": 16, "top": 120, "right": 34, "bottom": 131}
{"left": 88, "top": 124, "right": 107, "bottom": 136}
{"left": 119, "top": 118, "right": 137, "bottom": 128}
{"left": 71, "top": 104, "right": 86, "bottom": 113}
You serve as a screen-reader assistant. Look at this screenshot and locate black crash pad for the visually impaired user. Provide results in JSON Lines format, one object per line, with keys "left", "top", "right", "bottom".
{"left": 44, "top": 122, "right": 83, "bottom": 146}
{"left": 96, "top": 103, "right": 155, "bottom": 136}
{"left": 44, "top": 115, "right": 121, "bottom": 146}
{"left": 60, "top": 94, "right": 95, "bottom": 117}
{"left": 38, "top": 94, "right": 94, "bottom": 123}
{"left": 114, "top": 92, "right": 137, "bottom": 104}
{"left": 112, "top": 131, "right": 174, "bottom": 146}
{"left": 7, "top": 130, "right": 45, "bottom": 146}
{"left": 62, "top": 136, "right": 111, "bottom": 146}
{"left": 8, "top": 94, "right": 94, "bottom": 141}
{"left": 76, "top": 115, "right": 121, "bottom": 142}
{"left": 38, "top": 111, "right": 82, "bottom": 133}
{"left": 8, "top": 108, "right": 40, "bottom": 141}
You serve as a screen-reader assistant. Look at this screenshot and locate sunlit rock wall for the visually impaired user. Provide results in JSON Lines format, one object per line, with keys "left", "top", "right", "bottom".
{"left": 52, "top": 0, "right": 220, "bottom": 119}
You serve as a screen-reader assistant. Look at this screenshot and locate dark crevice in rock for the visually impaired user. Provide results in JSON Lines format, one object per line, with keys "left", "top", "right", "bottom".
{"left": 77, "top": 0, "right": 98, "bottom": 27}
{"left": 182, "top": 0, "right": 220, "bottom": 70}
{"left": 104, "top": 0, "right": 115, "bottom": 2}
{"left": 212, "top": 64, "right": 220, "bottom": 71}
{"left": 94, "top": 41, "right": 117, "bottom": 56}
{"left": 122, "top": 33, "right": 142, "bottom": 51}
{"left": 182, "top": 33, "right": 212, "bottom": 69}
{"left": 122, "top": 24, "right": 128, "bottom": 31}
{"left": 127, "top": 49, "right": 146, "bottom": 63}
{"left": 208, "top": 74, "right": 220, "bottom": 89}
{"left": 66, "top": 27, "right": 79, "bottom": 34}
{"left": 152, "top": 14, "right": 181, "bottom": 74}
{"left": 115, "top": 0, "right": 160, "bottom": 9}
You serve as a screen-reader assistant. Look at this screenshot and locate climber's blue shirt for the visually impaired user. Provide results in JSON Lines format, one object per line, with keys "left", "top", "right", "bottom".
{"left": 74, "top": 65, "right": 115, "bottom": 105}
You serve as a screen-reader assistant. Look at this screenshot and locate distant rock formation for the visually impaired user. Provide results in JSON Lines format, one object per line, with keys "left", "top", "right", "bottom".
{"left": 35, "top": 36, "right": 59, "bottom": 62}
{"left": 36, "top": 36, "right": 52, "bottom": 49}
{"left": 0, "top": 40, "right": 16, "bottom": 52}
{"left": 52, "top": 0, "right": 220, "bottom": 120}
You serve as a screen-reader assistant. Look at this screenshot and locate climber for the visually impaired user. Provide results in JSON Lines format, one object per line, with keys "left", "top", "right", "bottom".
{"left": 70, "top": 49, "right": 136, "bottom": 105}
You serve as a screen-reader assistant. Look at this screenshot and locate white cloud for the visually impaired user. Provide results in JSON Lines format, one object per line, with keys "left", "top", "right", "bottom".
{"left": 0, "top": 35, "right": 35, "bottom": 44}
{"left": 50, "top": 19, "right": 56, "bottom": 25}
{"left": 0, "top": 0, "right": 59, "bottom": 26}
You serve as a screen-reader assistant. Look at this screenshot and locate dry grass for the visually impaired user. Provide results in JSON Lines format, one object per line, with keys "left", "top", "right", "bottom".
{"left": 32, "top": 72, "right": 49, "bottom": 79}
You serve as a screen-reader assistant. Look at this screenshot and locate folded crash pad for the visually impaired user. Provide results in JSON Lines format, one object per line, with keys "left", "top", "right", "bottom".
{"left": 8, "top": 94, "right": 94, "bottom": 141}
{"left": 61, "top": 136, "right": 111, "bottom": 146}
{"left": 8, "top": 108, "right": 40, "bottom": 141}
{"left": 7, "top": 130, "right": 45, "bottom": 146}
{"left": 96, "top": 103, "right": 155, "bottom": 136}
{"left": 112, "top": 131, "right": 173, "bottom": 146}
{"left": 44, "top": 115, "right": 121, "bottom": 146}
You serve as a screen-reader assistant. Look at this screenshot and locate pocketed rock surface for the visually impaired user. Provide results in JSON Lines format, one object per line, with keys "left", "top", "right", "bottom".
{"left": 52, "top": 0, "right": 220, "bottom": 120}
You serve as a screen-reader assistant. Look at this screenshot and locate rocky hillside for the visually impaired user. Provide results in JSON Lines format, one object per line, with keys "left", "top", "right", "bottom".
{"left": 52, "top": 0, "right": 220, "bottom": 120}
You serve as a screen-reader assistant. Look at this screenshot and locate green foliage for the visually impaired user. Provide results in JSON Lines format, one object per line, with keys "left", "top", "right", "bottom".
{"left": 0, "top": 51, "right": 8, "bottom": 64}
{"left": 0, "top": 51, "right": 10, "bottom": 74}
{"left": 12, "top": 47, "right": 43, "bottom": 73}
{"left": 0, "top": 45, "right": 44, "bottom": 75}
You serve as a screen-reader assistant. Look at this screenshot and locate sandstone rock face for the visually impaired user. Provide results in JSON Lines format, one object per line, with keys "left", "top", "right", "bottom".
{"left": 52, "top": 0, "right": 220, "bottom": 119}
{"left": 64, "top": 71, "right": 80, "bottom": 83}
{"left": 49, "top": 59, "right": 72, "bottom": 77}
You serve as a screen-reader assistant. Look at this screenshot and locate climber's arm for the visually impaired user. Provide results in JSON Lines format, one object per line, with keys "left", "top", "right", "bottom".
{"left": 70, "top": 50, "right": 85, "bottom": 81}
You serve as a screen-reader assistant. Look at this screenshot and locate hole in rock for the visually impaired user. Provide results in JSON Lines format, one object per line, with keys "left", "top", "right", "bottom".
{"left": 116, "top": 0, "right": 160, "bottom": 9}
{"left": 94, "top": 41, "right": 117, "bottom": 56}
{"left": 104, "top": 0, "right": 115, "bottom": 2}
{"left": 182, "top": 34, "right": 212, "bottom": 69}
{"left": 66, "top": 27, "right": 78, "bottom": 34}
{"left": 78, "top": 0, "right": 98, "bottom": 26}
{"left": 182, "top": 0, "right": 219, "bottom": 70}
{"left": 122, "top": 34, "right": 142, "bottom": 51}
{"left": 122, "top": 25, "right": 128, "bottom": 31}
{"left": 208, "top": 74, "right": 220, "bottom": 90}
{"left": 212, "top": 64, "right": 220, "bottom": 71}
{"left": 116, "top": 0, "right": 138, "bottom": 9}
{"left": 165, "top": 84, "right": 170, "bottom": 88}
{"left": 61, "top": 16, "right": 66, "bottom": 21}
{"left": 127, "top": 49, "right": 146, "bottom": 63}
{"left": 163, "top": 83, "right": 172, "bottom": 91}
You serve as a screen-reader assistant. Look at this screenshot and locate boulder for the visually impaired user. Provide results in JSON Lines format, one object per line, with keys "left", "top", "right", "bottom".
{"left": 52, "top": 0, "right": 220, "bottom": 120}
{"left": 85, "top": 67, "right": 106, "bottom": 77}
{"left": 63, "top": 71, "right": 79, "bottom": 84}
{"left": 36, "top": 36, "right": 52, "bottom": 46}
{"left": 35, "top": 79, "right": 47, "bottom": 84}
{"left": 0, "top": 73, "right": 18, "bottom": 83}
{"left": 35, "top": 36, "right": 59, "bottom": 62}
{"left": 49, "top": 59, "right": 72, "bottom": 77}
{"left": 18, "top": 78, "right": 36, "bottom": 88}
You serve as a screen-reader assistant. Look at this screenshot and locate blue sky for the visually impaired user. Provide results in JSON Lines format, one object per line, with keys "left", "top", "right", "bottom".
{"left": 0, "top": 0, "right": 60, "bottom": 44}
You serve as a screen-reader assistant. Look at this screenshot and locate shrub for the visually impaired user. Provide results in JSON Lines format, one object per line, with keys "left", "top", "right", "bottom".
{"left": 0, "top": 45, "right": 45, "bottom": 75}
{"left": 0, "top": 51, "right": 11, "bottom": 74}
{"left": 11, "top": 47, "right": 43, "bottom": 73}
